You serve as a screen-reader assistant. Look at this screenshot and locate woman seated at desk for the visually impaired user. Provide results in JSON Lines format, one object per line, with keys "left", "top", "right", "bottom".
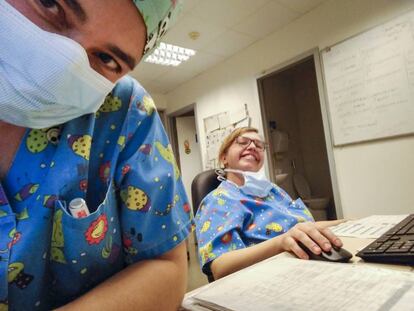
{"left": 195, "top": 127, "right": 343, "bottom": 280}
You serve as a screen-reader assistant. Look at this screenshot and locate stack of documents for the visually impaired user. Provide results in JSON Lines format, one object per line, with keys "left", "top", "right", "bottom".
{"left": 185, "top": 257, "right": 414, "bottom": 311}
{"left": 331, "top": 214, "right": 408, "bottom": 239}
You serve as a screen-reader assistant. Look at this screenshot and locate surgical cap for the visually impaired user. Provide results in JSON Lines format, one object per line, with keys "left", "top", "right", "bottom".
{"left": 133, "top": 0, "right": 183, "bottom": 56}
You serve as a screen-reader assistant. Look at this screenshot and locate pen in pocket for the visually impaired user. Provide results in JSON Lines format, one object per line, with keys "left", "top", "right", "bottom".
{"left": 69, "top": 198, "right": 90, "bottom": 218}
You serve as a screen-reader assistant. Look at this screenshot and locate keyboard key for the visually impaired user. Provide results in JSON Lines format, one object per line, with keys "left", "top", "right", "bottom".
{"left": 375, "top": 237, "right": 389, "bottom": 243}
{"left": 385, "top": 248, "right": 409, "bottom": 253}
{"left": 377, "top": 244, "right": 391, "bottom": 252}
{"left": 396, "top": 225, "right": 412, "bottom": 235}
{"left": 388, "top": 236, "right": 401, "bottom": 241}
{"left": 406, "top": 226, "right": 414, "bottom": 235}
{"left": 363, "top": 248, "right": 384, "bottom": 254}
{"left": 369, "top": 242, "right": 384, "bottom": 249}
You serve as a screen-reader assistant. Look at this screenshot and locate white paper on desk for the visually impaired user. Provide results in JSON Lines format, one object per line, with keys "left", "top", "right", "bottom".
{"left": 331, "top": 214, "right": 408, "bottom": 238}
{"left": 193, "top": 257, "right": 414, "bottom": 311}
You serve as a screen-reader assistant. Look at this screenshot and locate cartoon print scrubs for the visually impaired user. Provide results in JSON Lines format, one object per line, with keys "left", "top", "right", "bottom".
{"left": 0, "top": 76, "right": 192, "bottom": 310}
{"left": 195, "top": 180, "right": 314, "bottom": 275}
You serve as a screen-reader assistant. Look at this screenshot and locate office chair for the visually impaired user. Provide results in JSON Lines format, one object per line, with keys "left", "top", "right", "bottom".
{"left": 191, "top": 169, "right": 221, "bottom": 216}
{"left": 191, "top": 169, "right": 221, "bottom": 283}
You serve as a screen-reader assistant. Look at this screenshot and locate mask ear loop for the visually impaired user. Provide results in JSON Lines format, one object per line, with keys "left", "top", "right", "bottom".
{"left": 215, "top": 169, "right": 226, "bottom": 182}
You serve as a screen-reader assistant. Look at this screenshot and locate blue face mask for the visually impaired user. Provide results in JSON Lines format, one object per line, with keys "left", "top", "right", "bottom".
{"left": 0, "top": 1, "right": 115, "bottom": 129}
{"left": 224, "top": 168, "right": 274, "bottom": 198}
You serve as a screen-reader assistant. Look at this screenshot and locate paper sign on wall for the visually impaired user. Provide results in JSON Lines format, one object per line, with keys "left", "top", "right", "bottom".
{"left": 203, "top": 104, "right": 250, "bottom": 170}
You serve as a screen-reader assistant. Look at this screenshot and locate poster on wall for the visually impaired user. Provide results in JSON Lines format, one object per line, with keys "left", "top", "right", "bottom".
{"left": 203, "top": 104, "right": 250, "bottom": 170}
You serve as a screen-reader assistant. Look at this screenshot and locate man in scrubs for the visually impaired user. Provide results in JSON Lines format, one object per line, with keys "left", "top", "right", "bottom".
{"left": 0, "top": 0, "right": 192, "bottom": 310}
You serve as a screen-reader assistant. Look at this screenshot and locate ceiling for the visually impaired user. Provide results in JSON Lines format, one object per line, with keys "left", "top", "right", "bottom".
{"left": 130, "top": 0, "right": 327, "bottom": 94}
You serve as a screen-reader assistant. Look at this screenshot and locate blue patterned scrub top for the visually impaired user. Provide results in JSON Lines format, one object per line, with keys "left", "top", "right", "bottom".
{"left": 0, "top": 76, "right": 192, "bottom": 310}
{"left": 195, "top": 179, "right": 314, "bottom": 275}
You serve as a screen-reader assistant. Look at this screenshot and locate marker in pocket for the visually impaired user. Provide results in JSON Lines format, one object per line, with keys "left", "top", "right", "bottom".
{"left": 69, "top": 198, "right": 90, "bottom": 218}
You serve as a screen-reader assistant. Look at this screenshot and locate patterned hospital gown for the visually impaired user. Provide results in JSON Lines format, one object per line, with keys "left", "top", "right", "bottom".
{"left": 195, "top": 179, "right": 314, "bottom": 276}
{"left": 0, "top": 76, "right": 192, "bottom": 310}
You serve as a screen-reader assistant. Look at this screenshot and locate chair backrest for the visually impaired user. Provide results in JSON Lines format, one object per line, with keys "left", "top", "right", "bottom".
{"left": 191, "top": 169, "right": 221, "bottom": 283}
{"left": 191, "top": 169, "right": 221, "bottom": 216}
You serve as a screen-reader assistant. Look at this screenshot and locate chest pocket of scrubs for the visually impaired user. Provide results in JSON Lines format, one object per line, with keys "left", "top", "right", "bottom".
{"left": 49, "top": 180, "right": 123, "bottom": 305}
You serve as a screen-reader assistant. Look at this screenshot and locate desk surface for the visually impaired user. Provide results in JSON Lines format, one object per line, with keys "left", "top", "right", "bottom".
{"left": 181, "top": 236, "right": 414, "bottom": 310}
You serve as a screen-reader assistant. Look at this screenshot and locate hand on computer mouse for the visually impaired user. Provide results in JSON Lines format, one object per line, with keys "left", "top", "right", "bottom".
{"left": 297, "top": 241, "right": 353, "bottom": 262}
{"left": 279, "top": 222, "right": 343, "bottom": 260}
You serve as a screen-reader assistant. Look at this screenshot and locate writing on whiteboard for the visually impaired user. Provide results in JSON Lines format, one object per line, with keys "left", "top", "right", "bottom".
{"left": 322, "top": 11, "right": 414, "bottom": 145}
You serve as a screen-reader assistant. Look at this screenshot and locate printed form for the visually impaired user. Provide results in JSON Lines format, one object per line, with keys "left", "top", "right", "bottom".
{"left": 331, "top": 214, "right": 408, "bottom": 238}
{"left": 191, "top": 257, "right": 414, "bottom": 311}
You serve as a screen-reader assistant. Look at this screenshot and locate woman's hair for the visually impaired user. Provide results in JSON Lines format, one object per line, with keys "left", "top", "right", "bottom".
{"left": 218, "top": 127, "right": 259, "bottom": 168}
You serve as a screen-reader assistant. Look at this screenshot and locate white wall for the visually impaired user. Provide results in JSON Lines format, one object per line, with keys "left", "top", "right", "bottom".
{"left": 165, "top": 0, "right": 414, "bottom": 218}
{"left": 151, "top": 93, "right": 168, "bottom": 110}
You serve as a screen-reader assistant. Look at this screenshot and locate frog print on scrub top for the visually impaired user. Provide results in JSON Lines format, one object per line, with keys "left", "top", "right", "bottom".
{"left": 0, "top": 76, "right": 192, "bottom": 310}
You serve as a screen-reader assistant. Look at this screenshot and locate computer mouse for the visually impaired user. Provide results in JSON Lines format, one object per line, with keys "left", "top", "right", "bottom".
{"left": 297, "top": 241, "right": 353, "bottom": 263}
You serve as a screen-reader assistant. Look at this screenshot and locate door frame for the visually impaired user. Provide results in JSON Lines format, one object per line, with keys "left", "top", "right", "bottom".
{"left": 166, "top": 103, "right": 201, "bottom": 172}
{"left": 256, "top": 48, "right": 343, "bottom": 219}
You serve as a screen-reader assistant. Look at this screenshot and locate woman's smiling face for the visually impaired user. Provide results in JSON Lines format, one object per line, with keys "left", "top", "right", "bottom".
{"left": 7, "top": 0, "right": 147, "bottom": 82}
{"left": 221, "top": 131, "right": 266, "bottom": 173}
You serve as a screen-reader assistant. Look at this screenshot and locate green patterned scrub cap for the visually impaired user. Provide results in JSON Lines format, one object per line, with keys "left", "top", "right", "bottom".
{"left": 133, "top": 0, "right": 183, "bottom": 56}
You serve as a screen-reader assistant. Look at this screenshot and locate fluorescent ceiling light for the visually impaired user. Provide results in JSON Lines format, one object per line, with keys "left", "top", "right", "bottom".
{"left": 144, "top": 42, "right": 196, "bottom": 67}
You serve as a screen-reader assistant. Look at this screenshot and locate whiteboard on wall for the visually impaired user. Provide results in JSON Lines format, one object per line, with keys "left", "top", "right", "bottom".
{"left": 321, "top": 10, "right": 414, "bottom": 146}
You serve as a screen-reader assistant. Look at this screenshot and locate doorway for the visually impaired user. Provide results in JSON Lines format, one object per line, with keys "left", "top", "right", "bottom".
{"left": 257, "top": 53, "right": 339, "bottom": 220}
{"left": 167, "top": 105, "right": 207, "bottom": 290}
{"left": 167, "top": 105, "right": 203, "bottom": 209}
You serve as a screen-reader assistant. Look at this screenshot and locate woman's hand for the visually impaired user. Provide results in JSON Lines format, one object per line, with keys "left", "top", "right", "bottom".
{"left": 279, "top": 221, "right": 343, "bottom": 259}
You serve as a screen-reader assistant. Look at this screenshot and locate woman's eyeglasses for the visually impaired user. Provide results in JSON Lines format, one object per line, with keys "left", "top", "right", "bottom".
{"left": 235, "top": 136, "right": 267, "bottom": 151}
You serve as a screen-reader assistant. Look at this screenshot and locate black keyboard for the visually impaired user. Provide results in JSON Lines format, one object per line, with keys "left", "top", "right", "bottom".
{"left": 356, "top": 214, "right": 414, "bottom": 265}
